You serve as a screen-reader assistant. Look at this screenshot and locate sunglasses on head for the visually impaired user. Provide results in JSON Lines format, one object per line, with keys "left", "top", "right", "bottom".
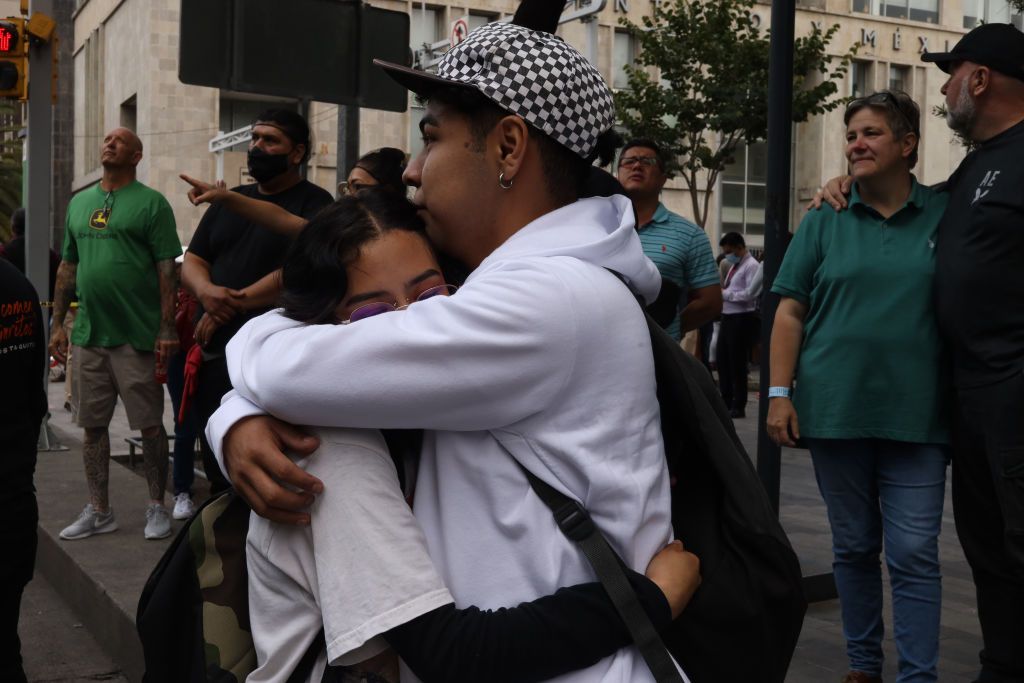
{"left": 341, "top": 284, "right": 458, "bottom": 324}
{"left": 846, "top": 92, "right": 918, "bottom": 136}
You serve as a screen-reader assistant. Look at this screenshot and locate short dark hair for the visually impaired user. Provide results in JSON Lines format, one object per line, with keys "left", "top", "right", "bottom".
{"left": 620, "top": 139, "right": 666, "bottom": 171}
{"left": 253, "top": 108, "right": 312, "bottom": 164}
{"left": 423, "top": 87, "right": 620, "bottom": 206}
{"left": 843, "top": 90, "right": 921, "bottom": 168}
{"left": 10, "top": 207, "right": 24, "bottom": 236}
{"left": 719, "top": 232, "right": 746, "bottom": 249}
{"left": 353, "top": 147, "right": 407, "bottom": 195}
{"left": 279, "top": 187, "right": 426, "bottom": 325}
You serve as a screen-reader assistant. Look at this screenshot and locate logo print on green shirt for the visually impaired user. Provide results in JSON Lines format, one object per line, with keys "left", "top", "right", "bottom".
{"left": 89, "top": 207, "right": 110, "bottom": 230}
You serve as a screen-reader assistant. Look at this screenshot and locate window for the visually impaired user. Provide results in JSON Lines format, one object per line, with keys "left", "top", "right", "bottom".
{"left": 907, "top": 0, "right": 939, "bottom": 22}
{"left": 720, "top": 142, "right": 767, "bottom": 239}
{"left": 411, "top": 6, "right": 445, "bottom": 49}
{"left": 963, "top": 0, "right": 982, "bottom": 25}
{"left": 120, "top": 95, "right": 137, "bottom": 133}
{"left": 612, "top": 30, "right": 637, "bottom": 90}
{"left": 851, "top": 61, "right": 872, "bottom": 98}
{"left": 219, "top": 95, "right": 296, "bottom": 135}
{"left": 468, "top": 12, "right": 496, "bottom": 32}
{"left": 889, "top": 65, "right": 910, "bottom": 93}
{"left": 854, "top": 0, "right": 938, "bottom": 23}
{"left": 964, "top": 0, "right": 1022, "bottom": 28}
{"left": 411, "top": 5, "right": 447, "bottom": 70}
{"left": 82, "top": 27, "right": 106, "bottom": 172}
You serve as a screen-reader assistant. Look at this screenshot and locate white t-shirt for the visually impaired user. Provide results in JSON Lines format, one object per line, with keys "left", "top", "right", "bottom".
{"left": 245, "top": 427, "right": 454, "bottom": 682}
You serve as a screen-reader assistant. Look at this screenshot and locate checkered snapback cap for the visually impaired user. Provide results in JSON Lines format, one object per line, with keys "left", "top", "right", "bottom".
{"left": 374, "top": 21, "right": 615, "bottom": 160}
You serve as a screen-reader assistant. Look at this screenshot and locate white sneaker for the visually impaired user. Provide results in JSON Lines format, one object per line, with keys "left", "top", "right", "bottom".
{"left": 60, "top": 504, "right": 118, "bottom": 540}
{"left": 172, "top": 493, "right": 195, "bottom": 520}
{"left": 144, "top": 503, "right": 172, "bottom": 540}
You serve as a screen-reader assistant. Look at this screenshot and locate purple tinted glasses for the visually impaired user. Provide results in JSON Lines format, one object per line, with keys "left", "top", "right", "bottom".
{"left": 343, "top": 284, "right": 458, "bottom": 324}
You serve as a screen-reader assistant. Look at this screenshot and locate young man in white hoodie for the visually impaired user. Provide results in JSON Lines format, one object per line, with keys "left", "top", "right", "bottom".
{"left": 208, "top": 20, "right": 689, "bottom": 682}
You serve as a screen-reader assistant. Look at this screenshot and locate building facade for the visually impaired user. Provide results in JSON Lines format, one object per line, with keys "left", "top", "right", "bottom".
{"left": 69, "top": 0, "right": 1014, "bottom": 246}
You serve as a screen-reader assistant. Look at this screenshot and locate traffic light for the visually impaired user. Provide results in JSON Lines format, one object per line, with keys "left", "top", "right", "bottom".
{"left": 0, "top": 17, "right": 26, "bottom": 99}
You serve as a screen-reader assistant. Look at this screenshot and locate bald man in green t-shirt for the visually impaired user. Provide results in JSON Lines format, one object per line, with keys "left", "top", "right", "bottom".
{"left": 49, "top": 127, "right": 181, "bottom": 542}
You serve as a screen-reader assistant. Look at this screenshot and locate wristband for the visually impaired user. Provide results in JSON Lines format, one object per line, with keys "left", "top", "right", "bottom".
{"left": 767, "top": 386, "right": 791, "bottom": 399}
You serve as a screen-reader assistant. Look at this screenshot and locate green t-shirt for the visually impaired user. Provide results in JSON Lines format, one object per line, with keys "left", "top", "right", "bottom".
{"left": 772, "top": 179, "right": 950, "bottom": 444}
{"left": 62, "top": 180, "right": 180, "bottom": 351}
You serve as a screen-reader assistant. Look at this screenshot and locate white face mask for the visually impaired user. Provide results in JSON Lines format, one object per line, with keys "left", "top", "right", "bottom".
{"left": 725, "top": 253, "right": 741, "bottom": 265}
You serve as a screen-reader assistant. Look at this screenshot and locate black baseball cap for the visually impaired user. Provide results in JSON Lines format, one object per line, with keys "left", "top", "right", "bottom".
{"left": 921, "top": 23, "right": 1024, "bottom": 82}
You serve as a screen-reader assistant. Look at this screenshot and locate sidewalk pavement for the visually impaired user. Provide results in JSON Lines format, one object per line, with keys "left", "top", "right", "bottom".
{"left": 21, "top": 572, "right": 130, "bottom": 683}
{"left": 29, "top": 378, "right": 202, "bottom": 682}
{"left": 27, "top": 376, "right": 983, "bottom": 682}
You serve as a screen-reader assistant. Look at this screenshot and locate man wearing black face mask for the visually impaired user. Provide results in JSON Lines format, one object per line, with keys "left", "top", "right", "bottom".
{"left": 182, "top": 109, "right": 332, "bottom": 493}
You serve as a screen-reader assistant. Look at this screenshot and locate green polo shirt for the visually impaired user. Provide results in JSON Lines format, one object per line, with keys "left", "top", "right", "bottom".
{"left": 62, "top": 181, "right": 180, "bottom": 352}
{"left": 772, "top": 179, "right": 950, "bottom": 444}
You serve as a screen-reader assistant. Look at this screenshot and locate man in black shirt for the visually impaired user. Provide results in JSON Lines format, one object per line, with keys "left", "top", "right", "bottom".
{"left": 921, "top": 24, "right": 1024, "bottom": 682}
{"left": 0, "top": 259, "right": 47, "bottom": 682}
{"left": 182, "top": 109, "right": 332, "bottom": 492}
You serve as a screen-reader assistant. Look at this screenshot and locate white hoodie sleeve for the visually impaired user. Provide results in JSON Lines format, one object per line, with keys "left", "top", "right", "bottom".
{"left": 207, "top": 260, "right": 580, "bottom": 460}
{"left": 207, "top": 389, "right": 268, "bottom": 478}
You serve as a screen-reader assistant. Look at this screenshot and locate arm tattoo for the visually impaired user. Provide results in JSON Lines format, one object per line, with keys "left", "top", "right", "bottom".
{"left": 52, "top": 261, "right": 77, "bottom": 326}
{"left": 156, "top": 258, "right": 177, "bottom": 340}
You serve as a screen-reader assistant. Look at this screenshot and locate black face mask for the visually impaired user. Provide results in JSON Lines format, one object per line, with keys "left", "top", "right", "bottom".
{"left": 247, "top": 147, "right": 291, "bottom": 183}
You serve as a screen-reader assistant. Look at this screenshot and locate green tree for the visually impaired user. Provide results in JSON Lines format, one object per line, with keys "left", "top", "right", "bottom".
{"left": 615, "top": 0, "right": 857, "bottom": 227}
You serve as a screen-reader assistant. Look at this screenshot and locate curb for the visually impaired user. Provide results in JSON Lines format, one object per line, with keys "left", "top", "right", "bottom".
{"left": 34, "top": 424, "right": 182, "bottom": 683}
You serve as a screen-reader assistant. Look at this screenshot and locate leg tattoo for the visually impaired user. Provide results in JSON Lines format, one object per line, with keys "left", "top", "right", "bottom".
{"left": 141, "top": 426, "right": 169, "bottom": 502}
{"left": 83, "top": 429, "right": 110, "bottom": 511}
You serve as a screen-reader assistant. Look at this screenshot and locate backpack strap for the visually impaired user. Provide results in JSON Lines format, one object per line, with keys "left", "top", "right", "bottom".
{"left": 507, "top": 456, "right": 684, "bottom": 683}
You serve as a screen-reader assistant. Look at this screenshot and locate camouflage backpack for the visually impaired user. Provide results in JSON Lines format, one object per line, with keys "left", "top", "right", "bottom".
{"left": 136, "top": 490, "right": 323, "bottom": 683}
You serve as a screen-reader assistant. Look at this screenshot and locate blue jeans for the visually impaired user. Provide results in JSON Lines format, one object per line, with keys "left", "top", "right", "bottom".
{"left": 166, "top": 349, "right": 197, "bottom": 496}
{"left": 808, "top": 438, "right": 948, "bottom": 683}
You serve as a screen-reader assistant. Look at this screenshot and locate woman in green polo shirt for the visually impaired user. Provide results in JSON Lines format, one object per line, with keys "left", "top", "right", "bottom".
{"left": 767, "top": 91, "right": 949, "bottom": 683}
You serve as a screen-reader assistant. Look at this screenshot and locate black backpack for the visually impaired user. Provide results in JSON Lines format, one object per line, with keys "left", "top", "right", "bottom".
{"left": 524, "top": 311, "right": 806, "bottom": 683}
{"left": 136, "top": 490, "right": 324, "bottom": 683}
{"left": 135, "top": 432, "right": 418, "bottom": 683}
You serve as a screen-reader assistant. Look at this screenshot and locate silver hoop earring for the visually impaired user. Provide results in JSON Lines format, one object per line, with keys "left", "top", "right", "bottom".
{"left": 498, "top": 171, "right": 513, "bottom": 190}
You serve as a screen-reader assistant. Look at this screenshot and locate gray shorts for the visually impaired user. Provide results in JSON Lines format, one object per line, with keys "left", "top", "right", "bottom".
{"left": 72, "top": 344, "right": 164, "bottom": 430}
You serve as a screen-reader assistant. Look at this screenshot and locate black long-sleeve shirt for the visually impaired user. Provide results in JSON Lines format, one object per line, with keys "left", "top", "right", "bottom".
{"left": 384, "top": 571, "right": 670, "bottom": 682}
